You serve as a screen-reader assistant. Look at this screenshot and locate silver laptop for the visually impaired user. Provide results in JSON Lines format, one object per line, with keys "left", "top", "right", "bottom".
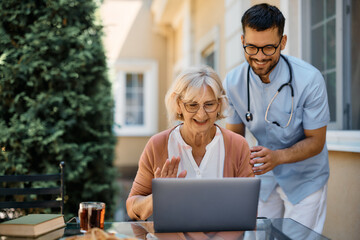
{"left": 152, "top": 177, "right": 260, "bottom": 232}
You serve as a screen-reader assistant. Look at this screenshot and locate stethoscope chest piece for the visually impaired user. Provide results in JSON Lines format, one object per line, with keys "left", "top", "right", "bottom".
{"left": 245, "top": 112, "right": 253, "bottom": 122}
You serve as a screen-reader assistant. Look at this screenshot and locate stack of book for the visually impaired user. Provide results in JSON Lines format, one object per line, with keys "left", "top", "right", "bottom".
{"left": 0, "top": 214, "right": 65, "bottom": 239}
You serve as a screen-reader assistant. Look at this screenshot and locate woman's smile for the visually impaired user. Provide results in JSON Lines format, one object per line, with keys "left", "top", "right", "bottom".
{"left": 193, "top": 118, "right": 209, "bottom": 125}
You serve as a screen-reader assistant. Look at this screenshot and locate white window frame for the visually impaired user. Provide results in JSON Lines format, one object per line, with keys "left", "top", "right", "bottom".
{"left": 113, "top": 59, "right": 158, "bottom": 136}
{"left": 327, "top": 131, "right": 360, "bottom": 153}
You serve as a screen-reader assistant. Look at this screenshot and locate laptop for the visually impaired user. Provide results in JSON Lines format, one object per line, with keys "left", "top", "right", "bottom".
{"left": 152, "top": 177, "right": 260, "bottom": 232}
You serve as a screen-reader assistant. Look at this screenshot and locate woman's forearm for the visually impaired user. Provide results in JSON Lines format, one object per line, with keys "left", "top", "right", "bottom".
{"left": 126, "top": 194, "right": 153, "bottom": 220}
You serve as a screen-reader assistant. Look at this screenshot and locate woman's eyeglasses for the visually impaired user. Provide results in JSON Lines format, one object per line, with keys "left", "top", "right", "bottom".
{"left": 182, "top": 100, "right": 219, "bottom": 113}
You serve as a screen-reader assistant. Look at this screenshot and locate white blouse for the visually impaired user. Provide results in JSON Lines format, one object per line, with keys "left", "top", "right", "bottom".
{"left": 167, "top": 125, "right": 225, "bottom": 178}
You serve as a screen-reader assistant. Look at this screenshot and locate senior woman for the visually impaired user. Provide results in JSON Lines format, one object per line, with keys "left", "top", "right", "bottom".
{"left": 126, "top": 66, "right": 254, "bottom": 220}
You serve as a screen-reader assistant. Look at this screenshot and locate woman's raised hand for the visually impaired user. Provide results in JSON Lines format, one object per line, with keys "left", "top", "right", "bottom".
{"left": 154, "top": 156, "right": 187, "bottom": 178}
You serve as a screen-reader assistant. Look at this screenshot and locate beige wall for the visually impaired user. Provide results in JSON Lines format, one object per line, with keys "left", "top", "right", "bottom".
{"left": 193, "top": 0, "right": 224, "bottom": 41}
{"left": 194, "top": 0, "right": 226, "bottom": 78}
{"left": 323, "top": 151, "right": 360, "bottom": 240}
{"left": 112, "top": 1, "right": 168, "bottom": 169}
{"left": 174, "top": 21, "right": 183, "bottom": 67}
{"left": 251, "top": 0, "right": 279, "bottom": 6}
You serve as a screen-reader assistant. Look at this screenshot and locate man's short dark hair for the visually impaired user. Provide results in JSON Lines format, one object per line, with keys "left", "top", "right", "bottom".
{"left": 241, "top": 3, "right": 285, "bottom": 36}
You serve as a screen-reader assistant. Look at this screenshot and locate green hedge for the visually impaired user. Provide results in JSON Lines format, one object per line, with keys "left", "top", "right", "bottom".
{"left": 0, "top": 0, "right": 118, "bottom": 220}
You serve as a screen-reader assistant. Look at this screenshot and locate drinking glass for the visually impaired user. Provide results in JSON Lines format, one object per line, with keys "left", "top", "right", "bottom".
{"left": 78, "top": 202, "right": 105, "bottom": 232}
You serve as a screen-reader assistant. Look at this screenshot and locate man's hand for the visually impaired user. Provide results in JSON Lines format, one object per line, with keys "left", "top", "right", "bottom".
{"left": 249, "top": 126, "right": 327, "bottom": 175}
{"left": 249, "top": 146, "right": 281, "bottom": 175}
{"left": 154, "top": 156, "right": 187, "bottom": 178}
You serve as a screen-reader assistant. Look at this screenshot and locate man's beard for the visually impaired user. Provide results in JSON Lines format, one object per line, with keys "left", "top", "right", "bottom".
{"left": 249, "top": 57, "right": 280, "bottom": 80}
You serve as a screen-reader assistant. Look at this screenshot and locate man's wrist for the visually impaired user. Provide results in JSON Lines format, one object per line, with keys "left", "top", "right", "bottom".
{"left": 275, "top": 149, "right": 286, "bottom": 165}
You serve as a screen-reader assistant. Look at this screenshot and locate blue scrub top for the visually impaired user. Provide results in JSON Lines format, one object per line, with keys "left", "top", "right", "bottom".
{"left": 224, "top": 55, "right": 330, "bottom": 204}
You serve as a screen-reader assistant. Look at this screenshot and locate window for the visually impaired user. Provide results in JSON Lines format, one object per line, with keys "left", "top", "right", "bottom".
{"left": 113, "top": 60, "right": 158, "bottom": 136}
{"left": 196, "top": 26, "right": 219, "bottom": 72}
{"left": 310, "top": 0, "right": 336, "bottom": 123}
{"left": 125, "top": 73, "right": 144, "bottom": 125}
{"left": 302, "top": 0, "right": 340, "bottom": 129}
{"left": 201, "top": 43, "right": 215, "bottom": 70}
{"left": 302, "top": 0, "right": 359, "bottom": 130}
{"left": 302, "top": 0, "right": 360, "bottom": 152}
{"left": 349, "top": 0, "right": 360, "bottom": 130}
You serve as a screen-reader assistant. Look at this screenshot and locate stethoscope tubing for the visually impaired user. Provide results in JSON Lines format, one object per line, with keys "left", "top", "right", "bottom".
{"left": 245, "top": 54, "right": 294, "bottom": 127}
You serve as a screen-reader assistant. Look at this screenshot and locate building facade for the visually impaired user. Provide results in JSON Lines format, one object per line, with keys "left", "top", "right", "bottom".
{"left": 100, "top": 0, "right": 360, "bottom": 239}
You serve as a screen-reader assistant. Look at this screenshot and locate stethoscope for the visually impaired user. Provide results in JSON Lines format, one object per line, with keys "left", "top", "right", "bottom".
{"left": 245, "top": 54, "right": 294, "bottom": 128}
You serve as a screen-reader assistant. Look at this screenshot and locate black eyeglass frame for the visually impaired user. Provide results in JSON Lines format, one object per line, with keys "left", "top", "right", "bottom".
{"left": 243, "top": 36, "right": 283, "bottom": 56}
{"left": 182, "top": 100, "right": 219, "bottom": 113}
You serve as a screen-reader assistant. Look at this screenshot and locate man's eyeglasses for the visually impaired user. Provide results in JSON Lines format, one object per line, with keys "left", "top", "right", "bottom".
{"left": 182, "top": 100, "right": 219, "bottom": 113}
{"left": 243, "top": 36, "right": 283, "bottom": 56}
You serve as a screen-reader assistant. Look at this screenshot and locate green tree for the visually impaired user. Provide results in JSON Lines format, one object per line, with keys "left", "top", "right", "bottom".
{"left": 0, "top": 0, "right": 117, "bottom": 220}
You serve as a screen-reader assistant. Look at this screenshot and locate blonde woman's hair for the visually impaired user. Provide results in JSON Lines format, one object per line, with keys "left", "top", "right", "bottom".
{"left": 165, "top": 65, "right": 229, "bottom": 125}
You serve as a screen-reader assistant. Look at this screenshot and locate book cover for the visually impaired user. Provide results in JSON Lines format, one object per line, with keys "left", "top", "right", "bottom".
{"left": 0, "top": 214, "right": 65, "bottom": 237}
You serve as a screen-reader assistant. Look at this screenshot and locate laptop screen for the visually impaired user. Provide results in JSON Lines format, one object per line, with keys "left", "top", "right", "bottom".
{"left": 152, "top": 177, "right": 260, "bottom": 232}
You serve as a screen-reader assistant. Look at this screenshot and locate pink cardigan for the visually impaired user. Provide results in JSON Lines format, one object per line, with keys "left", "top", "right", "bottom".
{"left": 126, "top": 125, "right": 254, "bottom": 219}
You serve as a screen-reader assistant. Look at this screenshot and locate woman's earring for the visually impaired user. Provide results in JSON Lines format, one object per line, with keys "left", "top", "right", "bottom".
{"left": 217, "top": 112, "right": 220, "bottom": 117}
{"left": 178, "top": 113, "right": 183, "bottom": 118}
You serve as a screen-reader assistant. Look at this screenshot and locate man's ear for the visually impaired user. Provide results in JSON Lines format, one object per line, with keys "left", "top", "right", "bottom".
{"left": 280, "top": 35, "right": 287, "bottom": 50}
{"left": 241, "top": 34, "right": 245, "bottom": 45}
